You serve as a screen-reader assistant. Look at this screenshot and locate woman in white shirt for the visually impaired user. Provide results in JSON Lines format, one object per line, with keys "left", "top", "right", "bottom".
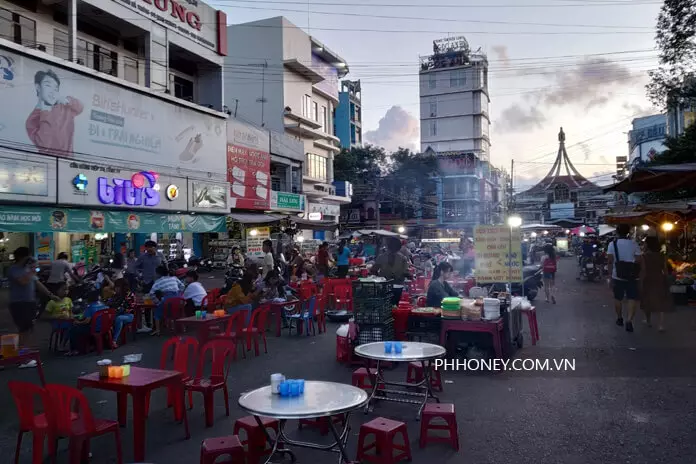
{"left": 183, "top": 269, "right": 207, "bottom": 314}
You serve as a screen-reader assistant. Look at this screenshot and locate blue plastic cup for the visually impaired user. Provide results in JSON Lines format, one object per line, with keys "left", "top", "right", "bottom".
{"left": 290, "top": 381, "right": 300, "bottom": 396}
{"left": 298, "top": 379, "right": 305, "bottom": 394}
{"left": 394, "top": 342, "right": 403, "bottom": 354}
{"left": 279, "top": 382, "right": 289, "bottom": 396}
{"left": 384, "top": 342, "right": 393, "bottom": 353}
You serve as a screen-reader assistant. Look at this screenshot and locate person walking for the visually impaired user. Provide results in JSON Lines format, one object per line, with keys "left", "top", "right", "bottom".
{"left": 124, "top": 249, "right": 138, "bottom": 291}
{"left": 541, "top": 244, "right": 558, "bottom": 304}
{"left": 606, "top": 224, "right": 641, "bottom": 332}
{"left": 261, "top": 239, "right": 275, "bottom": 278}
{"left": 640, "top": 236, "right": 673, "bottom": 332}
{"left": 316, "top": 242, "right": 331, "bottom": 277}
{"left": 336, "top": 240, "right": 351, "bottom": 278}
{"left": 46, "top": 252, "right": 80, "bottom": 294}
{"left": 136, "top": 241, "right": 166, "bottom": 292}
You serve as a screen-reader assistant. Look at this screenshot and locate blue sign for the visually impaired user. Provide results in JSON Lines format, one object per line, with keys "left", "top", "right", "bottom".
{"left": 98, "top": 171, "right": 160, "bottom": 207}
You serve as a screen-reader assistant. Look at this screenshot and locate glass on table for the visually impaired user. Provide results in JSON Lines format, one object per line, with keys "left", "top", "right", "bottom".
{"left": 384, "top": 341, "right": 393, "bottom": 353}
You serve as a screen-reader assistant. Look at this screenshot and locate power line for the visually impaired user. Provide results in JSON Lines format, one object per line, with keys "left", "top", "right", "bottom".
{"left": 212, "top": 0, "right": 661, "bottom": 9}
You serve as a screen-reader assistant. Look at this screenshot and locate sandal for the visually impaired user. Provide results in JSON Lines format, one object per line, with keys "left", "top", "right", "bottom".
{"left": 149, "top": 330, "right": 161, "bottom": 337}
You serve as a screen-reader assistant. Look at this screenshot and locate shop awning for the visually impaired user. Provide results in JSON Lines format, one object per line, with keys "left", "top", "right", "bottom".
{"left": 602, "top": 211, "right": 652, "bottom": 224}
{"left": 292, "top": 218, "right": 338, "bottom": 231}
{"left": 227, "top": 212, "right": 286, "bottom": 225}
{"left": 604, "top": 163, "right": 696, "bottom": 194}
{"left": 357, "top": 229, "right": 408, "bottom": 239}
{"left": 520, "top": 224, "right": 561, "bottom": 231}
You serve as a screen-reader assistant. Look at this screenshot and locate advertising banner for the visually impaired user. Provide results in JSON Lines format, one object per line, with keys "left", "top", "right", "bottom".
{"left": 474, "top": 225, "right": 522, "bottom": 284}
{"left": 0, "top": 206, "right": 226, "bottom": 233}
{"left": 57, "top": 160, "right": 188, "bottom": 212}
{"left": 270, "top": 191, "right": 305, "bottom": 212}
{"left": 189, "top": 180, "right": 229, "bottom": 213}
{"left": 0, "top": 50, "right": 226, "bottom": 176}
{"left": 246, "top": 227, "right": 270, "bottom": 260}
{"left": 0, "top": 152, "right": 56, "bottom": 204}
{"left": 227, "top": 119, "right": 271, "bottom": 210}
{"left": 308, "top": 202, "right": 340, "bottom": 217}
{"left": 311, "top": 54, "right": 339, "bottom": 100}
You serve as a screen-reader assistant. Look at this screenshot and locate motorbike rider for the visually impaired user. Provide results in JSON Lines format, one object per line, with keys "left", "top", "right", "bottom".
{"left": 579, "top": 236, "right": 596, "bottom": 274}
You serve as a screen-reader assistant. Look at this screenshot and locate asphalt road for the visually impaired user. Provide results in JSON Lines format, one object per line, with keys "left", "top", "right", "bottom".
{"left": 1, "top": 261, "right": 696, "bottom": 464}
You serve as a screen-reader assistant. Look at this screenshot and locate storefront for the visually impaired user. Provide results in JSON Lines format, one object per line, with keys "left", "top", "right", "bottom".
{"left": 301, "top": 203, "right": 341, "bottom": 241}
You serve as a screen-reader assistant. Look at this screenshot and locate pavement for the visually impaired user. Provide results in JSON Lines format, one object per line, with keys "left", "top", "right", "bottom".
{"left": 1, "top": 261, "right": 696, "bottom": 464}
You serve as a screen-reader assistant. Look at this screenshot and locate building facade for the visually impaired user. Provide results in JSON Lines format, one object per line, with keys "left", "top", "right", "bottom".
{"left": 0, "top": 0, "right": 230, "bottom": 262}
{"left": 335, "top": 80, "right": 362, "bottom": 149}
{"left": 627, "top": 114, "right": 667, "bottom": 172}
{"left": 224, "top": 16, "right": 351, "bottom": 239}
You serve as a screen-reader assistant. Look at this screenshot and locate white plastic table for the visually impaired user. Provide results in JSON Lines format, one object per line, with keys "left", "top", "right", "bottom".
{"left": 354, "top": 341, "right": 446, "bottom": 419}
{"left": 238, "top": 381, "right": 368, "bottom": 464}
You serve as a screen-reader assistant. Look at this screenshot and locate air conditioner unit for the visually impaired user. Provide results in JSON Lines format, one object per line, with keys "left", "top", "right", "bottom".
{"left": 328, "top": 187, "right": 336, "bottom": 195}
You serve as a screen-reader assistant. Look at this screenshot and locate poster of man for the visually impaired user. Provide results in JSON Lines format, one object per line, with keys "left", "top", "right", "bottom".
{"left": 25, "top": 69, "right": 83, "bottom": 157}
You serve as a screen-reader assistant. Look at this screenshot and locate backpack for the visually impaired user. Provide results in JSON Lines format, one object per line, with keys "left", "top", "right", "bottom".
{"left": 542, "top": 256, "right": 557, "bottom": 273}
{"left": 612, "top": 239, "right": 639, "bottom": 280}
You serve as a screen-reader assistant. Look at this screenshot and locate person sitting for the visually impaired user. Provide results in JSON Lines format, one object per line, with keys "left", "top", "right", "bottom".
{"left": 107, "top": 278, "right": 136, "bottom": 348}
{"left": 258, "top": 270, "right": 286, "bottom": 302}
{"left": 224, "top": 271, "right": 262, "bottom": 308}
{"left": 183, "top": 269, "right": 207, "bottom": 315}
{"left": 65, "top": 290, "right": 108, "bottom": 356}
{"left": 44, "top": 282, "right": 73, "bottom": 351}
{"left": 426, "top": 262, "right": 459, "bottom": 307}
{"left": 149, "top": 265, "right": 184, "bottom": 336}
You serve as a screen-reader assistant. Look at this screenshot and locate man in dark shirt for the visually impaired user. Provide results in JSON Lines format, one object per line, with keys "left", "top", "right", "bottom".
{"left": 136, "top": 241, "right": 166, "bottom": 292}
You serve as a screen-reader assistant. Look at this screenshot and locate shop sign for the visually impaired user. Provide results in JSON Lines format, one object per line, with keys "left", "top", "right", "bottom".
{"left": 0, "top": 205, "right": 226, "bottom": 233}
{"left": 308, "top": 202, "right": 340, "bottom": 217}
{"left": 0, "top": 155, "right": 51, "bottom": 197}
{"left": 58, "top": 160, "right": 189, "bottom": 212}
{"left": 0, "top": 50, "right": 226, "bottom": 175}
{"left": 109, "top": 0, "right": 227, "bottom": 55}
{"left": 307, "top": 212, "right": 323, "bottom": 221}
{"left": 246, "top": 227, "right": 270, "bottom": 260}
{"left": 190, "top": 180, "right": 229, "bottom": 213}
{"left": 270, "top": 191, "right": 305, "bottom": 212}
{"left": 227, "top": 119, "right": 271, "bottom": 210}
{"left": 473, "top": 225, "right": 522, "bottom": 284}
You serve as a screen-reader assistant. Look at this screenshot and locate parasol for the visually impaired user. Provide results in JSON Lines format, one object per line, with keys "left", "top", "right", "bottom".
{"left": 570, "top": 225, "right": 596, "bottom": 235}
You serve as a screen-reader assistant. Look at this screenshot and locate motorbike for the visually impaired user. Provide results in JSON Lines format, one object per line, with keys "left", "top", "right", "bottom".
{"left": 579, "top": 245, "right": 601, "bottom": 282}
{"left": 198, "top": 258, "right": 213, "bottom": 273}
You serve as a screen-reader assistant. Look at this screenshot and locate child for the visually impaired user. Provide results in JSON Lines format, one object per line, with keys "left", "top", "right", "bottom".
{"left": 65, "top": 290, "right": 107, "bottom": 356}
{"left": 44, "top": 282, "right": 73, "bottom": 351}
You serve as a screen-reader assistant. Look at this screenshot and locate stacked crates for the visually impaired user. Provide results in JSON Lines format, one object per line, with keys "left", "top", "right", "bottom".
{"left": 353, "top": 280, "right": 395, "bottom": 345}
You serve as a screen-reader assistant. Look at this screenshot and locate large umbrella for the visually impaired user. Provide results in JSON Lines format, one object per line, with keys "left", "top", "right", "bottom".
{"left": 570, "top": 225, "right": 596, "bottom": 235}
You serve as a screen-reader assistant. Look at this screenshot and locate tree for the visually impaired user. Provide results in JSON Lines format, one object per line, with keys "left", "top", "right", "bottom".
{"left": 641, "top": 123, "right": 696, "bottom": 202}
{"left": 333, "top": 145, "right": 387, "bottom": 186}
{"left": 384, "top": 148, "right": 439, "bottom": 219}
{"left": 647, "top": 0, "right": 696, "bottom": 108}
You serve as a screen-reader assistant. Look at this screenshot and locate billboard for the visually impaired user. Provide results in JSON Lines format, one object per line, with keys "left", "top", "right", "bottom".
{"left": 226, "top": 119, "right": 271, "bottom": 210}
{"left": 474, "top": 225, "right": 522, "bottom": 284}
{"left": 189, "top": 180, "right": 229, "bottom": 213}
{"left": 0, "top": 51, "right": 226, "bottom": 176}
{"left": 312, "top": 54, "right": 339, "bottom": 100}
{"left": 0, "top": 152, "right": 56, "bottom": 204}
{"left": 550, "top": 202, "right": 575, "bottom": 220}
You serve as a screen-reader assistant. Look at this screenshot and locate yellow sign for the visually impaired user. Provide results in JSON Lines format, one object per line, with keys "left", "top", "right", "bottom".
{"left": 474, "top": 225, "right": 522, "bottom": 284}
{"left": 246, "top": 227, "right": 270, "bottom": 259}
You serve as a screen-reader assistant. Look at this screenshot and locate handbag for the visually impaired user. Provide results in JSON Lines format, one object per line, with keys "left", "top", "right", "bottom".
{"left": 613, "top": 239, "right": 639, "bottom": 280}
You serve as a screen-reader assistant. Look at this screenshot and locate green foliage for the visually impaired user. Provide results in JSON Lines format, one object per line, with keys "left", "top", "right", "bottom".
{"left": 648, "top": 123, "right": 696, "bottom": 166}
{"left": 333, "top": 145, "right": 387, "bottom": 186}
{"left": 387, "top": 148, "right": 438, "bottom": 188}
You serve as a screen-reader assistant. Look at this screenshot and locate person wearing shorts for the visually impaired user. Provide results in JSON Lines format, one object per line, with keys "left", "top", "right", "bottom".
{"left": 606, "top": 224, "right": 641, "bottom": 333}
{"left": 541, "top": 244, "right": 558, "bottom": 304}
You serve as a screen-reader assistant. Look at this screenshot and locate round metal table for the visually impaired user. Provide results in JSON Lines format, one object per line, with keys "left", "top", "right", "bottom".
{"left": 239, "top": 381, "right": 368, "bottom": 464}
{"left": 354, "top": 342, "right": 446, "bottom": 419}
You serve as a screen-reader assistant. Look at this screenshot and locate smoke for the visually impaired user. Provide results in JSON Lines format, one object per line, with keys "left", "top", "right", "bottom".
{"left": 492, "top": 45, "right": 510, "bottom": 65}
{"left": 496, "top": 104, "right": 546, "bottom": 132}
{"left": 364, "top": 106, "right": 420, "bottom": 153}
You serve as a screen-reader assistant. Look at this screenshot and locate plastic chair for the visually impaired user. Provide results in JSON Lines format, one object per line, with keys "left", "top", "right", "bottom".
{"left": 216, "top": 307, "right": 250, "bottom": 359}
{"left": 200, "top": 435, "right": 245, "bottom": 464}
{"left": 333, "top": 285, "right": 352, "bottom": 312}
{"left": 316, "top": 291, "right": 328, "bottom": 334}
{"left": 287, "top": 296, "right": 317, "bottom": 336}
{"left": 9, "top": 381, "right": 57, "bottom": 464}
{"left": 298, "top": 282, "right": 318, "bottom": 301}
{"left": 145, "top": 336, "right": 199, "bottom": 419}
{"left": 184, "top": 339, "right": 236, "bottom": 427}
{"left": 88, "top": 309, "right": 115, "bottom": 355}
{"left": 241, "top": 304, "right": 271, "bottom": 356}
{"left": 163, "top": 297, "right": 187, "bottom": 332}
{"left": 45, "top": 384, "right": 123, "bottom": 464}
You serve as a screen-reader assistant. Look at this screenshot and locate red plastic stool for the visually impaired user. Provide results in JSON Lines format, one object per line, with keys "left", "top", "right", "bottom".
{"left": 200, "top": 435, "right": 246, "bottom": 464}
{"left": 232, "top": 416, "right": 279, "bottom": 463}
{"left": 406, "top": 361, "right": 443, "bottom": 392}
{"left": 356, "top": 417, "right": 412, "bottom": 463}
{"left": 352, "top": 367, "right": 383, "bottom": 391}
{"left": 298, "top": 413, "right": 346, "bottom": 436}
{"left": 520, "top": 307, "right": 539, "bottom": 344}
{"left": 419, "top": 403, "right": 459, "bottom": 450}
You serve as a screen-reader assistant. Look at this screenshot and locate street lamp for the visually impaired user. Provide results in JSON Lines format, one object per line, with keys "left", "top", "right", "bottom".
{"left": 661, "top": 222, "right": 674, "bottom": 232}
{"left": 641, "top": 224, "right": 650, "bottom": 231}
{"left": 543, "top": 230, "right": 549, "bottom": 236}
{"left": 530, "top": 232, "right": 538, "bottom": 238}
{"left": 249, "top": 229, "right": 258, "bottom": 237}
{"left": 507, "top": 215, "right": 522, "bottom": 228}
{"left": 296, "top": 235, "right": 305, "bottom": 242}
{"left": 506, "top": 215, "right": 522, "bottom": 298}
{"left": 398, "top": 226, "right": 405, "bottom": 234}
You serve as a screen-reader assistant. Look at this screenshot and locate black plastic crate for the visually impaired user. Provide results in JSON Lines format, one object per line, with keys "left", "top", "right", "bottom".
{"left": 357, "top": 320, "right": 395, "bottom": 345}
{"left": 407, "top": 314, "right": 442, "bottom": 334}
{"left": 354, "top": 300, "right": 393, "bottom": 324}
{"left": 354, "top": 296, "right": 392, "bottom": 312}
{"left": 353, "top": 279, "right": 394, "bottom": 299}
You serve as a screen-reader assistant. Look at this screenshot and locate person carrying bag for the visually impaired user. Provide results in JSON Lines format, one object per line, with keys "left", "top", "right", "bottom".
{"left": 606, "top": 224, "right": 641, "bottom": 332}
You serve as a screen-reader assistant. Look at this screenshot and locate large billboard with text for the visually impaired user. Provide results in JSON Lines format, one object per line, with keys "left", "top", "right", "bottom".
{"left": 226, "top": 119, "right": 271, "bottom": 210}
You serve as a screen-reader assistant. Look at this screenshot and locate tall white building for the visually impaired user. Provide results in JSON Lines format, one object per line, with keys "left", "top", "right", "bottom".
{"left": 419, "top": 36, "right": 490, "bottom": 160}
{"left": 225, "top": 17, "right": 351, "bottom": 238}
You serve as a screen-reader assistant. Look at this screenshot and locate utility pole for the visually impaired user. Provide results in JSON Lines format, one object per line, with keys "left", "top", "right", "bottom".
{"left": 507, "top": 159, "right": 515, "bottom": 218}
{"left": 254, "top": 61, "right": 268, "bottom": 126}
{"left": 375, "top": 175, "right": 381, "bottom": 230}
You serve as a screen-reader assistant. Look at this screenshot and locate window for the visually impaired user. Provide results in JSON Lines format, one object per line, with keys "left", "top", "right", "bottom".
{"left": 124, "top": 56, "right": 139, "bottom": 84}
{"left": 312, "top": 101, "right": 318, "bottom": 122}
{"left": 428, "top": 73, "right": 436, "bottom": 89}
{"left": 320, "top": 106, "right": 327, "bottom": 133}
{"left": 554, "top": 184, "right": 570, "bottom": 202}
{"left": 302, "top": 95, "right": 312, "bottom": 118}
{"left": 429, "top": 100, "right": 437, "bottom": 117}
{"left": 0, "top": 8, "right": 36, "bottom": 47}
{"left": 96, "top": 46, "right": 118, "bottom": 76}
{"left": 429, "top": 121, "right": 437, "bottom": 137}
{"left": 450, "top": 69, "right": 466, "bottom": 87}
{"left": 305, "top": 153, "right": 327, "bottom": 181}
{"left": 53, "top": 29, "right": 69, "bottom": 60}
{"left": 54, "top": 30, "right": 118, "bottom": 77}
{"left": 171, "top": 74, "right": 194, "bottom": 101}
{"left": 150, "top": 25, "right": 168, "bottom": 91}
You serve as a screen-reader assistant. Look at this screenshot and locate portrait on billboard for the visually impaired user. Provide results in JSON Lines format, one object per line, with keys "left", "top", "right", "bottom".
{"left": 26, "top": 69, "right": 83, "bottom": 157}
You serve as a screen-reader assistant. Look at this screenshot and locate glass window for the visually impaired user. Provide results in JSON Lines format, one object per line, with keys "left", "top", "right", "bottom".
{"left": 0, "top": 8, "right": 36, "bottom": 47}
{"left": 302, "top": 95, "right": 311, "bottom": 118}
{"left": 124, "top": 56, "right": 139, "bottom": 84}
{"left": 96, "top": 46, "right": 117, "bottom": 76}
{"left": 428, "top": 73, "right": 436, "bottom": 89}
{"left": 429, "top": 100, "right": 437, "bottom": 117}
{"left": 172, "top": 74, "right": 194, "bottom": 101}
{"left": 53, "top": 29, "right": 69, "bottom": 60}
{"left": 430, "top": 121, "right": 437, "bottom": 136}
{"left": 312, "top": 102, "right": 318, "bottom": 122}
{"left": 451, "top": 69, "right": 466, "bottom": 87}
{"left": 321, "top": 106, "right": 327, "bottom": 132}
{"left": 305, "top": 153, "right": 327, "bottom": 181}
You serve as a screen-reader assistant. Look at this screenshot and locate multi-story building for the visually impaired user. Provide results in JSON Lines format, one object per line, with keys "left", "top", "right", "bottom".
{"left": 225, "top": 17, "right": 352, "bottom": 239}
{"left": 418, "top": 36, "right": 493, "bottom": 235}
{"left": 335, "top": 80, "right": 362, "bottom": 149}
{"left": 0, "top": 0, "right": 231, "bottom": 262}
{"left": 627, "top": 114, "right": 667, "bottom": 172}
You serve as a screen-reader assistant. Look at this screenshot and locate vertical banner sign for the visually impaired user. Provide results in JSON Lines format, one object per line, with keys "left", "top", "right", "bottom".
{"left": 227, "top": 120, "right": 271, "bottom": 210}
{"left": 246, "top": 227, "right": 270, "bottom": 260}
{"left": 474, "top": 225, "right": 522, "bottom": 284}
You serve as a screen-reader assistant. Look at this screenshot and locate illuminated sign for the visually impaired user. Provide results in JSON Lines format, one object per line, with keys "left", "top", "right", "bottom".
{"left": 166, "top": 185, "right": 179, "bottom": 201}
{"left": 72, "top": 174, "right": 88, "bottom": 191}
{"left": 308, "top": 212, "right": 323, "bottom": 221}
{"left": 98, "top": 171, "right": 160, "bottom": 207}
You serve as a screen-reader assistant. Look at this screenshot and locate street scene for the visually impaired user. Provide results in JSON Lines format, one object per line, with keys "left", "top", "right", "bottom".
{"left": 1, "top": 0, "right": 696, "bottom": 463}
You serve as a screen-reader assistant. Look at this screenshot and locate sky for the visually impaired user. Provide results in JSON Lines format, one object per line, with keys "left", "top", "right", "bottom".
{"left": 212, "top": 0, "right": 664, "bottom": 191}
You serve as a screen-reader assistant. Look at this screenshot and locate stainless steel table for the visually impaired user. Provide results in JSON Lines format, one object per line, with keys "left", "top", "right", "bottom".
{"left": 354, "top": 341, "right": 446, "bottom": 419}
{"left": 238, "top": 381, "right": 368, "bottom": 464}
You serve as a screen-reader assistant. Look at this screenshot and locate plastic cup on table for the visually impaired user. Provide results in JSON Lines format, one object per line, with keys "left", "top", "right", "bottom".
{"left": 298, "top": 379, "right": 305, "bottom": 394}
{"left": 279, "top": 381, "right": 290, "bottom": 397}
{"left": 289, "top": 381, "right": 300, "bottom": 397}
{"left": 384, "top": 341, "right": 393, "bottom": 353}
{"left": 394, "top": 342, "right": 403, "bottom": 354}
